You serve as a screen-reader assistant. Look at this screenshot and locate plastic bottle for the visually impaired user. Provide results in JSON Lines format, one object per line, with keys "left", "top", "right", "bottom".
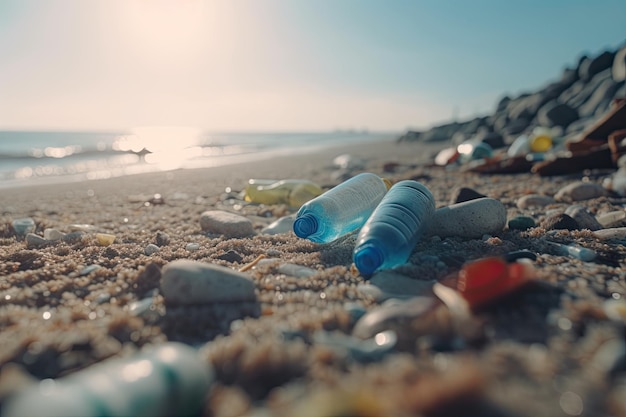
{"left": 353, "top": 180, "right": 435, "bottom": 276}
{"left": 244, "top": 179, "right": 324, "bottom": 208}
{"left": 457, "top": 140, "right": 493, "bottom": 163}
{"left": 293, "top": 173, "right": 390, "bottom": 243}
{"left": 3, "top": 343, "right": 213, "bottom": 417}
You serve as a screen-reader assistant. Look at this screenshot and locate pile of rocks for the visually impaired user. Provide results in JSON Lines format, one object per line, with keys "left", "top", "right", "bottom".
{"left": 398, "top": 42, "right": 626, "bottom": 148}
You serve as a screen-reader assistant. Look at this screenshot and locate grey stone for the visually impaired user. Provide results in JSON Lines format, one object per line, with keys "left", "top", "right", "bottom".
{"left": 312, "top": 330, "right": 397, "bottom": 363}
{"left": 537, "top": 101, "right": 579, "bottom": 128}
{"left": 200, "top": 210, "right": 255, "bottom": 238}
{"left": 613, "top": 45, "right": 626, "bottom": 82}
{"left": 593, "top": 227, "right": 626, "bottom": 240}
{"left": 277, "top": 263, "right": 317, "bottom": 278}
{"left": 11, "top": 218, "right": 35, "bottom": 236}
{"left": 25, "top": 233, "right": 49, "bottom": 248}
{"left": 43, "top": 228, "right": 65, "bottom": 241}
{"left": 161, "top": 260, "right": 257, "bottom": 305}
{"left": 144, "top": 244, "right": 160, "bottom": 256}
{"left": 426, "top": 198, "right": 507, "bottom": 239}
{"left": 186, "top": 243, "right": 200, "bottom": 251}
{"left": 367, "top": 270, "right": 433, "bottom": 301}
{"left": 555, "top": 182, "right": 606, "bottom": 202}
{"left": 579, "top": 50, "right": 615, "bottom": 81}
{"left": 564, "top": 205, "right": 603, "bottom": 231}
{"left": 596, "top": 211, "right": 626, "bottom": 228}
{"left": 155, "top": 231, "right": 170, "bottom": 246}
{"left": 261, "top": 215, "right": 296, "bottom": 235}
{"left": 578, "top": 78, "right": 623, "bottom": 118}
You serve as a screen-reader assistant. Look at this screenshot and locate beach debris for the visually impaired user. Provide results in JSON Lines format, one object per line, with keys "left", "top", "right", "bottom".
{"left": 261, "top": 214, "right": 296, "bottom": 235}
{"left": 313, "top": 329, "right": 397, "bottom": 363}
{"left": 43, "top": 228, "right": 65, "bottom": 241}
{"left": 25, "top": 233, "right": 49, "bottom": 248}
{"left": 457, "top": 139, "right": 493, "bottom": 163}
{"left": 546, "top": 241, "right": 597, "bottom": 261}
{"left": 344, "top": 302, "right": 367, "bottom": 324}
{"left": 244, "top": 179, "right": 323, "bottom": 208}
{"left": 3, "top": 343, "right": 213, "bottom": 417}
{"left": 540, "top": 213, "right": 580, "bottom": 231}
{"left": 554, "top": 181, "right": 607, "bottom": 202}
{"left": 155, "top": 231, "right": 170, "bottom": 246}
{"left": 434, "top": 146, "right": 459, "bottom": 166}
{"left": 516, "top": 194, "right": 556, "bottom": 209}
{"left": 333, "top": 154, "right": 365, "bottom": 170}
{"left": 592, "top": 227, "right": 626, "bottom": 240}
{"left": 597, "top": 210, "right": 626, "bottom": 227}
{"left": 238, "top": 254, "right": 267, "bottom": 272}
{"left": 95, "top": 233, "right": 116, "bottom": 246}
{"left": 186, "top": 242, "right": 200, "bottom": 251}
{"left": 425, "top": 198, "right": 507, "bottom": 239}
{"left": 564, "top": 205, "right": 603, "bottom": 230}
{"left": 144, "top": 243, "right": 160, "bottom": 256}
{"left": 161, "top": 260, "right": 257, "bottom": 305}
{"left": 11, "top": 218, "right": 35, "bottom": 237}
{"left": 200, "top": 210, "right": 255, "bottom": 238}
{"left": 456, "top": 257, "right": 536, "bottom": 310}
{"left": 354, "top": 181, "right": 435, "bottom": 276}
{"left": 508, "top": 216, "right": 536, "bottom": 230}
{"left": 79, "top": 264, "right": 101, "bottom": 276}
{"left": 293, "top": 173, "right": 389, "bottom": 243}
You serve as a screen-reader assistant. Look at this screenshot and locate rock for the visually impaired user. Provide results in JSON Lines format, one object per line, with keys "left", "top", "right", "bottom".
{"left": 277, "top": 263, "right": 317, "bottom": 278}
{"left": 578, "top": 78, "right": 623, "bottom": 118}
{"left": 312, "top": 330, "right": 397, "bottom": 363}
{"left": 11, "top": 218, "right": 35, "bottom": 236}
{"left": 596, "top": 211, "right": 626, "bottom": 228}
{"left": 593, "top": 227, "right": 626, "bottom": 240}
{"left": 155, "top": 231, "right": 170, "bottom": 246}
{"left": 186, "top": 243, "right": 200, "bottom": 251}
{"left": 25, "top": 233, "right": 49, "bottom": 248}
{"left": 144, "top": 244, "right": 160, "bottom": 256}
{"left": 217, "top": 250, "right": 243, "bottom": 263}
{"left": 508, "top": 216, "right": 536, "bottom": 230}
{"left": 426, "top": 198, "right": 507, "bottom": 239}
{"left": 200, "top": 210, "right": 255, "bottom": 238}
{"left": 568, "top": 69, "right": 613, "bottom": 109}
{"left": 261, "top": 215, "right": 296, "bottom": 235}
{"left": 368, "top": 270, "right": 433, "bottom": 300}
{"left": 62, "top": 231, "right": 85, "bottom": 244}
{"left": 79, "top": 264, "right": 101, "bottom": 276}
{"left": 564, "top": 205, "right": 603, "bottom": 231}
{"left": 613, "top": 45, "right": 626, "bottom": 82}
{"left": 537, "top": 101, "right": 579, "bottom": 128}
{"left": 516, "top": 194, "right": 556, "bottom": 209}
{"left": 579, "top": 50, "right": 615, "bottom": 81}
{"left": 540, "top": 213, "right": 579, "bottom": 231}
{"left": 43, "top": 229, "right": 65, "bottom": 241}
{"left": 555, "top": 182, "right": 606, "bottom": 202}
{"left": 476, "top": 130, "right": 505, "bottom": 149}
{"left": 161, "top": 260, "right": 256, "bottom": 305}
{"left": 503, "top": 118, "right": 530, "bottom": 136}
{"left": 95, "top": 233, "right": 116, "bottom": 246}
{"left": 450, "top": 187, "right": 486, "bottom": 204}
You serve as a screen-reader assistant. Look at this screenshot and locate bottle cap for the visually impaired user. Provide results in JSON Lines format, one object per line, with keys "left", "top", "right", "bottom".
{"left": 353, "top": 243, "right": 384, "bottom": 276}
{"left": 293, "top": 213, "right": 318, "bottom": 238}
{"left": 382, "top": 178, "right": 393, "bottom": 190}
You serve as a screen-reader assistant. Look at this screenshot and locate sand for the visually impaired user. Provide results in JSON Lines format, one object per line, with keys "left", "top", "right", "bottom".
{"left": 1, "top": 137, "right": 625, "bottom": 417}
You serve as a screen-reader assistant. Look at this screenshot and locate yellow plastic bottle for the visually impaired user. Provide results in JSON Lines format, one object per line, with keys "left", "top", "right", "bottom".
{"left": 244, "top": 179, "right": 324, "bottom": 208}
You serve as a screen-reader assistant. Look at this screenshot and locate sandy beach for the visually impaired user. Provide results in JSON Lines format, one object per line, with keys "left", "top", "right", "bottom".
{"left": 1, "top": 137, "right": 626, "bottom": 417}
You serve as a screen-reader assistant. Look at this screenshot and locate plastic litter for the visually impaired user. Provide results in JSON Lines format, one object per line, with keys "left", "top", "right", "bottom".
{"left": 3, "top": 342, "right": 213, "bottom": 417}
{"left": 353, "top": 180, "right": 435, "bottom": 276}
{"left": 546, "top": 241, "right": 597, "bottom": 262}
{"left": 293, "top": 173, "right": 390, "bottom": 243}
{"left": 244, "top": 179, "right": 323, "bottom": 208}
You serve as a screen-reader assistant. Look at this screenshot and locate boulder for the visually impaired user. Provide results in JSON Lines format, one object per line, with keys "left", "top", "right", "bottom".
{"left": 613, "top": 44, "right": 626, "bottom": 82}
{"left": 579, "top": 50, "right": 615, "bottom": 81}
{"left": 537, "top": 101, "right": 579, "bottom": 128}
{"left": 578, "top": 78, "right": 623, "bottom": 118}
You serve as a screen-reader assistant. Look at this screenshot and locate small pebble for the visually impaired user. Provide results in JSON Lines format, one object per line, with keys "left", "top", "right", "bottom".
{"left": 596, "top": 211, "right": 626, "bottom": 228}
{"left": 62, "top": 231, "right": 85, "bottom": 243}
{"left": 200, "top": 210, "right": 255, "bottom": 238}
{"left": 546, "top": 241, "right": 597, "bottom": 262}
{"left": 352, "top": 297, "right": 437, "bottom": 339}
{"left": 217, "top": 250, "right": 243, "bottom": 263}
{"left": 593, "top": 227, "right": 626, "bottom": 240}
{"left": 11, "top": 218, "right": 35, "bottom": 236}
{"left": 313, "top": 330, "right": 397, "bottom": 363}
{"left": 261, "top": 215, "right": 296, "bottom": 235}
{"left": 277, "top": 263, "right": 317, "bottom": 278}
{"left": 128, "top": 297, "right": 155, "bottom": 317}
{"left": 540, "top": 213, "right": 579, "bottom": 231}
{"left": 155, "top": 231, "right": 170, "bottom": 246}
{"left": 555, "top": 181, "right": 606, "bottom": 202}
{"left": 25, "top": 233, "right": 48, "bottom": 248}
{"left": 161, "top": 260, "right": 257, "bottom": 305}
{"left": 144, "top": 244, "right": 160, "bottom": 256}
{"left": 368, "top": 270, "right": 433, "bottom": 300}
{"left": 516, "top": 194, "right": 555, "bottom": 209}
{"left": 564, "top": 205, "right": 602, "bottom": 231}
{"left": 96, "top": 233, "right": 116, "bottom": 246}
{"left": 426, "top": 198, "right": 507, "bottom": 239}
{"left": 186, "top": 243, "right": 200, "bottom": 251}
{"left": 604, "top": 299, "right": 626, "bottom": 323}
{"left": 43, "top": 228, "right": 65, "bottom": 241}
{"left": 508, "top": 216, "right": 536, "bottom": 230}
{"left": 79, "top": 264, "right": 101, "bottom": 276}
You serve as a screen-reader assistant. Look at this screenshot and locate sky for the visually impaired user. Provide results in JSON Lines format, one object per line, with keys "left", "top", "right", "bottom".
{"left": 0, "top": 0, "right": 625, "bottom": 132}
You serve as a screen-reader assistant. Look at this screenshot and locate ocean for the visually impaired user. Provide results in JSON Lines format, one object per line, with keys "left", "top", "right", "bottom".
{"left": 0, "top": 128, "right": 395, "bottom": 189}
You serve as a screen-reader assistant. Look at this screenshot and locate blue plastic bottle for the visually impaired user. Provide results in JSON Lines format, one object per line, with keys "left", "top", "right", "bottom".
{"left": 293, "top": 173, "right": 390, "bottom": 243}
{"left": 353, "top": 180, "right": 435, "bottom": 276}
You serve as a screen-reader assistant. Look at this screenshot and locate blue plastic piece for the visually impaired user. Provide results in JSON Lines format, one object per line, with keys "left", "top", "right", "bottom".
{"left": 353, "top": 180, "right": 435, "bottom": 276}
{"left": 293, "top": 173, "right": 389, "bottom": 243}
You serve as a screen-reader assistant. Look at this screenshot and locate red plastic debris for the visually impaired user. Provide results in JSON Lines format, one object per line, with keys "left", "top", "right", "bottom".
{"left": 456, "top": 257, "right": 535, "bottom": 309}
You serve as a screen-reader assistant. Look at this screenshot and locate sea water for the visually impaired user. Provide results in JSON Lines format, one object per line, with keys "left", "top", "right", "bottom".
{"left": 0, "top": 129, "right": 393, "bottom": 189}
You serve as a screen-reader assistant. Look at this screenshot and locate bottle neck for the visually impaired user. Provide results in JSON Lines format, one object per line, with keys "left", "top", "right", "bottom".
{"left": 353, "top": 243, "right": 384, "bottom": 277}
{"left": 293, "top": 213, "right": 319, "bottom": 238}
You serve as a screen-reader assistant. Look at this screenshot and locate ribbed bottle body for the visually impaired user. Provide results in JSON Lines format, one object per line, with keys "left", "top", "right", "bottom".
{"left": 353, "top": 180, "right": 435, "bottom": 276}
{"left": 293, "top": 173, "right": 389, "bottom": 243}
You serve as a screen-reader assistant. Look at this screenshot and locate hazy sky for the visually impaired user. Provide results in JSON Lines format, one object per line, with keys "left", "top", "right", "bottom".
{"left": 1, "top": 0, "right": 625, "bottom": 132}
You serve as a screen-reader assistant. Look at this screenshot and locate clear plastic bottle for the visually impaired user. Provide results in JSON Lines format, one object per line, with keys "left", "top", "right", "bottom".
{"left": 353, "top": 180, "right": 435, "bottom": 276}
{"left": 293, "top": 173, "right": 390, "bottom": 243}
{"left": 244, "top": 179, "right": 323, "bottom": 208}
